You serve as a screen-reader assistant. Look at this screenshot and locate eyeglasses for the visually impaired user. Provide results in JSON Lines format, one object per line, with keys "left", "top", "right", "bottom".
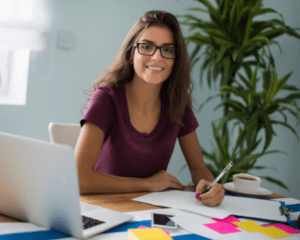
{"left": 134, "top": 43, "right": 178, "bottom": 59}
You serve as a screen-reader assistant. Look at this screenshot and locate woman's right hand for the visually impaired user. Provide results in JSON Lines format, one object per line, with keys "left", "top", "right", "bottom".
{"left": 144, "top": 170, "right": 185, "bottom": 192}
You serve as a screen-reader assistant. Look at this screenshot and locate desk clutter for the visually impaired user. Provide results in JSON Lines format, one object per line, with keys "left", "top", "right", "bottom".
{"left": 0, "top": 192, "right": 299, "bottom": 239}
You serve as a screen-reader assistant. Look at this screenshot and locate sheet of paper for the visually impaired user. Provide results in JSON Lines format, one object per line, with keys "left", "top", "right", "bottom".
{"left": 132, "top": 190, "right": 287, "bottom": 222}
{"left": 273, "top": 198, "right": 300, "bottom": 205}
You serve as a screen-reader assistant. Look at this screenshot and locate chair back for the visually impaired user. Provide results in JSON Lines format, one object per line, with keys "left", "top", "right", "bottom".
{"left": 48, "top": 122, "right": 81, "bottom": 149}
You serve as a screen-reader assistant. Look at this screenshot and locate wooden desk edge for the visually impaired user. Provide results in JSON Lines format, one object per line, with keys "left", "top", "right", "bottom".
{"left": 0, "top": 185, "right": 285, "bottom": 223}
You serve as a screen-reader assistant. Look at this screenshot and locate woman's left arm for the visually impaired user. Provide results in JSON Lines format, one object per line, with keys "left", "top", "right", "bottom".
{"left": 178, "top": 130, "right": 225, "bottom": 206}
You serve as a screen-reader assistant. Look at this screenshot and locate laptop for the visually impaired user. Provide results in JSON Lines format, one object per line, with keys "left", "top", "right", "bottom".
{"left": 0, "top": 131, "right": 134, "bottom": 239}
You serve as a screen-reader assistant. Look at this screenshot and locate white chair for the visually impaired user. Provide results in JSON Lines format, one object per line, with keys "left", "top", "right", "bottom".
{"left": 48, "top": 122, "right": 81, "bottom": 149}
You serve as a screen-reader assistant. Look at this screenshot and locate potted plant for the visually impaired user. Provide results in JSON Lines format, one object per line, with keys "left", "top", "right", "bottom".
{"left": 178, "top": 0, "right": 300, "bottom": 188}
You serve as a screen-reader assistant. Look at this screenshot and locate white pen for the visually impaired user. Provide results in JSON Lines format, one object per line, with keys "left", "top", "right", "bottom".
{"left": 201, "top": 161, "right": 234, "bottom": 194}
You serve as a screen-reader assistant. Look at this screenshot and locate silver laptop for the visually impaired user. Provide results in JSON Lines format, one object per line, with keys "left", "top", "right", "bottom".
{"left": 0, "top": 131, "right": 134, "bottom": 239}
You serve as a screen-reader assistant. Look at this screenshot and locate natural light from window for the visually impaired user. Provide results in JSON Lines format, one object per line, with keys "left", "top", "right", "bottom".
{"left": 0, "top": 0, "right": 49, "bottom": 105}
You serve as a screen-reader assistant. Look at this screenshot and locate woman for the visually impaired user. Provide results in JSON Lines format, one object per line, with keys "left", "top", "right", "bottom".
{"left": 75, "top": 10, "right": 224, "bottom": 207}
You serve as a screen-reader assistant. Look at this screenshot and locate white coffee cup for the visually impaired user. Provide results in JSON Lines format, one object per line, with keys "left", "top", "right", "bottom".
{"left": 233, "top": 173, "right": 261, "bottom": 193}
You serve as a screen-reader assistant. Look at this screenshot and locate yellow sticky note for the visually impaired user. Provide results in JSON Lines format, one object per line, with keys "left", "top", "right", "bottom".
{"left": 128, "top": 228, "right": 173, "bottom": 240}
{"left": 233, "top": 221, "right": 265, "bottom": 232}
{"left": 260, "top": 226, "right": 292, "bottom": 239}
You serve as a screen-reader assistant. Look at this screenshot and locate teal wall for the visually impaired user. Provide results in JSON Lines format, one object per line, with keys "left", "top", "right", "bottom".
{"left": 0, "top": 0, "right": 299, "bottom": 199}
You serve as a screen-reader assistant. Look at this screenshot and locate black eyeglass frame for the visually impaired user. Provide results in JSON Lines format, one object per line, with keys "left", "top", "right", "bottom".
{"left": 133, "top": 43, "right": 179, "bottom": 59}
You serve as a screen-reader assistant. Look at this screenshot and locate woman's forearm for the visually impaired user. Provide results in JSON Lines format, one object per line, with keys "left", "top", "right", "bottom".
{"left": 79, "top": 170, "right": 150, "bottom": 195}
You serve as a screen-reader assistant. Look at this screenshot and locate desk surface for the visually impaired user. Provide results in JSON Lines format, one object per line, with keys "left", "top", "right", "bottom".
{"left": 0, "top": 186, "right": 285, "bottom": 223}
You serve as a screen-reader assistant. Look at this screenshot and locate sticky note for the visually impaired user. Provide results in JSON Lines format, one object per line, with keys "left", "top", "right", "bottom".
{"left": 263, "top": 223, "right": 300, "bottom": 234}
{"left": 137, "top": 226, "right": 170, "bottom": 235}
{"left": 128, "top": 228, "right": 173, "bottom": 240}
{"left": 204, "top": 222, "right": 241, "bottom": 234}
{"left": 212, "top": 216, "right": 240, "bottom": 227}
{"left": 260, "top": 226, "right": 292, "bottom": 239}
{"left": 233, "top": 221, "right": 265, "bottom": 232}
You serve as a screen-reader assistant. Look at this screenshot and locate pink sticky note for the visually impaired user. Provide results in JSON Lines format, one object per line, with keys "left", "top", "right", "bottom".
{"left": 212, "top": 216, "right": 240, "bottom": 227}
{"left": 137, "top": 226, "right": 170, "bottom": 235}
{"left": 204, "top": 222, "right": 242, "bottom": 234}
{"left": 263, "top": 224, "right": 300, "bottom": 234}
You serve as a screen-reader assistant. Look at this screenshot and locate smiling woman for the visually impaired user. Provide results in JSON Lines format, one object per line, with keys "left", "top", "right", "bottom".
{"left": 76, "top": 10, "right": 224, "bottom": 207}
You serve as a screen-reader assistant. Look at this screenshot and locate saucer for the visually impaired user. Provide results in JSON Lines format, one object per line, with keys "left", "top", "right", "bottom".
{"left": 223, "top": 182, "right": 272, "bottom": 196}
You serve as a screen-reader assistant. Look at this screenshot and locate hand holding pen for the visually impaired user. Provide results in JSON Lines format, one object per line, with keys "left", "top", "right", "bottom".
{"left": 195, "top": 161, "right": 234, "bottom": 207}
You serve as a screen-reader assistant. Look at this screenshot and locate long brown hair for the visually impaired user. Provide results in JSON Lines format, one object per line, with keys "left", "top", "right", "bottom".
{"left": 82, "top": 10, "right": 196, "bottom": 127}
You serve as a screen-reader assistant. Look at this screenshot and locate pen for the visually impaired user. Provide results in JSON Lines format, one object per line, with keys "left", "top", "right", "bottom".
{"left": 201, "top": 161, "right": 234, "bottom": 194}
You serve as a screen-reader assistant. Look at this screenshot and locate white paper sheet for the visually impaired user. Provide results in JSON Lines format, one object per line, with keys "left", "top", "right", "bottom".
{"left": 132, "top": 190, "right": 287, "bottom": 222}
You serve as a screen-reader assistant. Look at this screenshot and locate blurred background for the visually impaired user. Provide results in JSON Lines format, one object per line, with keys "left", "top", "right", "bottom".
{"left": 0, "top": 0, "right": 299, "bottom": 199}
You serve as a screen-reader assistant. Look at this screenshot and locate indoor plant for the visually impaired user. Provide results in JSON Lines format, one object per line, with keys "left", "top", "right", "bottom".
{"left": 178, "top": 0, "right": 300, "bottom": 188}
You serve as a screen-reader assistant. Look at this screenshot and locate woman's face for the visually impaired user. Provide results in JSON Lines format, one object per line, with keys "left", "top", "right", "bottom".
{"left": 132, "top": 26, "right": 175, "bottom": 86}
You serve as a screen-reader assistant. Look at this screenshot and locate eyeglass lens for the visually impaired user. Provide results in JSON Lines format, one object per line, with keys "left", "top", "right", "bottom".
{"left": 138, "top": 43, "right": 176, "bottom": 59}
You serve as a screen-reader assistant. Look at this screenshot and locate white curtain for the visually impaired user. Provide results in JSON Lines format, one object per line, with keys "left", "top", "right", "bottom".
{"left": 0, "top": 0, "right": 50, "bottom": 50}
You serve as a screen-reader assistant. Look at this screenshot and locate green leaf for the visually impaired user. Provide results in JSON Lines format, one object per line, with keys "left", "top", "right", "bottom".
{"left": 261, "top": 28, "right": 286, "bottom": 40}
{"left": 185, "top": 33, "right": 211, "bottom": 45}
{"left": 262, "top": 113, "right": 273, "bottom": 152}
{"left": 247, "top": 35, "right": 271, "bottom": 46}
{"left": 271, "top": 120, "right": 300, "bottom": 141}
{"left": 222, "top": 57, "right": 230, "bottom": 83}
{"left": 191, "top": 56, "right": 200, "bottom": 70}
{"left": 282, "top": 85, "right": 300, "bottom": 91}
{"left": 238, "top": 7, "right": 252, "bottom": 45}
{"left": 217, "top": 111, "right": 249, "bottom": 132}
{"left": 232, "top": 128, "right": 247, "bottom": 155}
{"left": 212, "top": 122, "right": 228, "bottom": 160}
{"left": 190, "top": 45, "right": 201, "bottom": 63}
{"left": 265, "top": 67, "right": 278, "bottom": 107}
{"left": 216, "top": 45, "right": 228, "bottom": 63}
{"left": 259, "top": 176, "right": 289, "bottom": 190}
{"left": 201, "top": 148, "right": 217, "bottom": 163}
{"left": 180, "top": 14, "right": 204, "bottom": 23}
{"left": 284, "top": 93, "right": 300, "bottom": 101}
{"left": 197, "top": 94, "right": 220, "bottom": 113}
{"left": 253, "top": 8, "right": 278, "bottom": 17}
{"left": 195, "top": 0, "right": 217, "bottom": 15}
{"left": 220, "top": 0, "right": 229, "bottom": 21}
{"left": 238, "top": 73, "right": 252, "bottom": 89}
{"left": 229, "top": 1, "right": 238, "bottom": 35}
{"left": 277, "top": 72, "right": 293, "bottom": 93}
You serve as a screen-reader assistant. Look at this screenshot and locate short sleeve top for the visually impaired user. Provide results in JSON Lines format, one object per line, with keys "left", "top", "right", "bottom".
{"left": 80, "top": 84, "right": 199, "bottom": 178}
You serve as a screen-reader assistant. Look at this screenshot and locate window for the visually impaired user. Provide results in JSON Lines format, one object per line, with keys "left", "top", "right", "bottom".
{"left": 0, "top": 0, "right": 49, "bottom": 105}
{"left": 0, "top": 50, "right": 30, "bottom": 105}
{"left": 0, "top": 50, "right": 10, "bottom": 92}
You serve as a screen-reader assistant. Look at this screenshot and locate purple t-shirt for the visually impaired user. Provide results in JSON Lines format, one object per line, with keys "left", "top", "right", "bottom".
{"left": 80, "top": 84, "right": 199, "bottom": 178}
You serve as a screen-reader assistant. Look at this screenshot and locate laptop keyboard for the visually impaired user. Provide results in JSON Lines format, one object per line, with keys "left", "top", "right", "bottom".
{"left": 82, "top": 215, "right": 105, "bottom": 229}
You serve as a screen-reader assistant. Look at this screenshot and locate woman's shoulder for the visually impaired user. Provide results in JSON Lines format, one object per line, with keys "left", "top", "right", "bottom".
{"left": 91, "top": 83, "right": 124, "bottom": 104}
